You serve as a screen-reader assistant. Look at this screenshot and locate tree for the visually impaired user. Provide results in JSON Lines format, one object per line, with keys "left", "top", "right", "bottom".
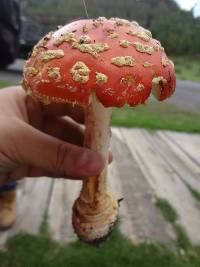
{"left": 20, "top": 0, "right": 200, "bottom": 55}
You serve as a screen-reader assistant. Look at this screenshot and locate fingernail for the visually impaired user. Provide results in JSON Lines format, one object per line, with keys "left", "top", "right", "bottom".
{"left": 76, "top": 151, "right": 105, "bottom": 174}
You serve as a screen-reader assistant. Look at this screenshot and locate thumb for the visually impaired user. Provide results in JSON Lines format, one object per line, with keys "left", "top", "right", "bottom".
{"left": 15, "top": 121, "right": 105, "bottom": 178}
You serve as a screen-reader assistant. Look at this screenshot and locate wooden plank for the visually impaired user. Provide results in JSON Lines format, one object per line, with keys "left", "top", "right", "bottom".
{"left": 165, "top": 131, "right": 200, "bottom": 166}
{"left": 157, "top": 131, "right": 200, "bottom": 191}
{"left": 110, "top": 130, "right": 175, "bottom": 245}
{"left": 111, "top": 127, "right": 125, "bottom": 142}
{"left": 121, "top": 128, "right": 200, "bottom": 245}
{"left": 18, "top": 177, "right": 53, "bottom": 233}
{"left": 47, "top": 180, "right": 64, "bottom": 242}
{"left": 48, "top": 128, "right": 174, "bottom": 245}
{"left": 60, "top": 179, "right": 81, "bottom": 243}
{"left": 108, "top": 159, "right": 138, "bottom": 243}
{"left": 48, "top": 179, "right": 81, "bottom": 243}
{"left": 0, "top": 177, "right": 52, "bottom": 247}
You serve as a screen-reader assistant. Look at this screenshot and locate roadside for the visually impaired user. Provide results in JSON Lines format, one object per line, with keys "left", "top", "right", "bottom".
{"left": 0, "top": 59, "right": 23, "bottom": 84}
{"left": 166, "top": 80, "right": 200, "bottom": 112}
{"left": 172, "top": 56, "right": 200, "bottom": 83}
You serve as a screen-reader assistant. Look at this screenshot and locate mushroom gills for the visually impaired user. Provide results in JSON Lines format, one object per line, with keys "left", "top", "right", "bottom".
{"left": 152, "top": 76, "right": 167, "bottom": 100}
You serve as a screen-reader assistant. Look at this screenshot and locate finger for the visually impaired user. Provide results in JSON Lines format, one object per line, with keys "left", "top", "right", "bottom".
{"left": 8, "top": 155, "right": 112, "bottom": 180}
{"left": 8, "top": 165, "right": 29, "bottom": 181}
{"left": 28, "top": 166, "right": 82, "bottom": 180}
{"left": 43, "top": 117, "right": 112, "bottom": 161}
{"left": 26, "top": 95, "right": 43, "bottom": 130}
{"left": 15, "top": 121, "right": 105, "bottom": 178}
{"left": 7, "top": 152, "right": 112, "bottom": 181}
{"left": 42, "top": 102, "right": 84, "bottom": 123}
{"left": 6, "top": 166, "right": 82, "bottom": 182}
{"left": 43, "top": 117, "right": 84, "bottom": 146}
{"left": 7, "top": 165, "right": 62, "bottom": 180}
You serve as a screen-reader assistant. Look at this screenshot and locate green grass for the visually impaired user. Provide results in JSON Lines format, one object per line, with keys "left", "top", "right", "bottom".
{"left": 156, "top": 198, "right": 178, "bottom": 223}
{"left": 171, "top": 56, "right": 200, "bottom": 82}
{"left": 0, "top": 198, "right": 199, "bottom": 267}
{"left": 0, "top": 228, "right": 200, "bottom": 267}
{"left": 112, "top": 102, "right": 200, "bottom": 133}
{"left": 155, "top": 198, "right": 193, "bottom": 253}
{"left": 186, "top": 185, "right": 200, "bottom": 203}
{"left": 0, "top": 80, "right": 12, "bottom": 88}
{"left": 174, "top": 225, "right": 191, "bottom": 251}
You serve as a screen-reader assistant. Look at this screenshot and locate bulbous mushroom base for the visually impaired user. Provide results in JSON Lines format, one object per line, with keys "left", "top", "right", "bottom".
{"left": 72, "top": 192, "right": 119, "bottom": 245}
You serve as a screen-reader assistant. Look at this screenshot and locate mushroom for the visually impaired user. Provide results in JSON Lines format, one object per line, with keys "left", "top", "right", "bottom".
{"left": 22, "top": 17, "right": 176, "bottom": 244}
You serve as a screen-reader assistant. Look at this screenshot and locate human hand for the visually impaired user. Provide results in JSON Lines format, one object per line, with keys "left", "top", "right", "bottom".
{"left": 0, "top": 86, "right": 107, "bottom": 184}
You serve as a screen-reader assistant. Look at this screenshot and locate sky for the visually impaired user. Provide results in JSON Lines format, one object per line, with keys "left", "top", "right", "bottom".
{"left": 175, "top": 0, "right": 200, "bottom": 16}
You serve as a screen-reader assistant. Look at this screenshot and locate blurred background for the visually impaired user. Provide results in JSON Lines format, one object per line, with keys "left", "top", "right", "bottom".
{"left": 19, "top": 0, "right": 200, "bottom": 58}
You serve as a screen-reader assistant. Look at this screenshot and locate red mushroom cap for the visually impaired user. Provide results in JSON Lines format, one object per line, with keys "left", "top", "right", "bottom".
{"left": 22, "top": 17, "right": 176, "bottom": 107}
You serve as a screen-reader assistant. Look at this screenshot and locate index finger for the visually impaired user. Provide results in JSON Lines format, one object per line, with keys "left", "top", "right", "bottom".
{"left": 42, "top": 102, "right": 84, "bottom": 123}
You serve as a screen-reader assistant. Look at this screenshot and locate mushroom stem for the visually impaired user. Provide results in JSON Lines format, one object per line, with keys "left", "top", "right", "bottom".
{"left": 83, "top": 93, "right": 112, "bottom": 202}
{"left": 72, "top": 93, "right": 119, "bottom": 244}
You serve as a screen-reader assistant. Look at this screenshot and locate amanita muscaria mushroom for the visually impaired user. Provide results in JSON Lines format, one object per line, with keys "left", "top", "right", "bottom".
{"left": 22, "top": 17, "right": 176, "bottom": 244}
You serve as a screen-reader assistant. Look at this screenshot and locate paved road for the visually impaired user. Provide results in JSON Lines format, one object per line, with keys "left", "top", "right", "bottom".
{"left": 0, "top": 60, "right": 199, "bottom": 112}
{"left": 0, "top": 70, "right": 22, "bottom": 84}
{"left": 166, "top": 80, "right": 200, "bottom": 112}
